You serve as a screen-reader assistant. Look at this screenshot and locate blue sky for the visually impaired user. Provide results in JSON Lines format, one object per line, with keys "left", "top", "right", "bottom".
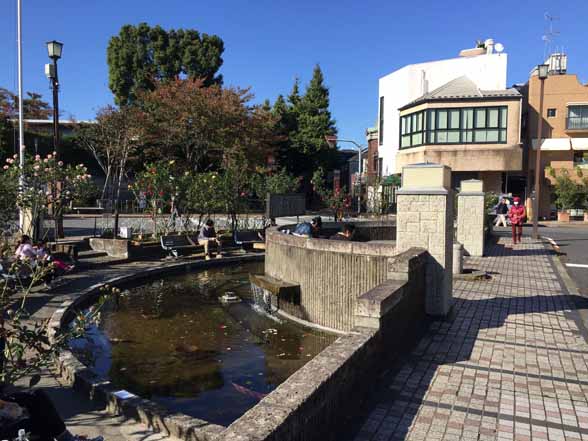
{"left": 1, "top": 0, "right": 588, "bottom": 143}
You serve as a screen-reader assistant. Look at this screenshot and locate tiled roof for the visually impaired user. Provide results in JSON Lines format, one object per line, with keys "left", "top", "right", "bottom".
{"left": 400, "top": 76, "right": 521, "bottom": 109}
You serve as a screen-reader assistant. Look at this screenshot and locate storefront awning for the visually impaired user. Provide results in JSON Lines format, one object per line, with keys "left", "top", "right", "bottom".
{"left": 531, "top": 138, "right": 572, "bottom": 151}
{"left": 571, "top": 138, "right": 588, "bottom": 150}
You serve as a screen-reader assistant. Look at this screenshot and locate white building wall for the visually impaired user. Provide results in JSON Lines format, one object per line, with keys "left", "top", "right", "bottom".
{"left": 378, "top": 53, "right": 508, "bottom": 175}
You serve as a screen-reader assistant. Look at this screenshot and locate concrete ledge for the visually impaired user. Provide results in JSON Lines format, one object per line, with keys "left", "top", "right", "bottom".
{"left": 396, "top": 188, "right": 450, "bottom": 195}
{"left": 49, "top": 255, "right": 263, "bottom": 441}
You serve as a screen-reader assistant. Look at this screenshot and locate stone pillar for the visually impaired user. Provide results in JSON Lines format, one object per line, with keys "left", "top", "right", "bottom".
{"left": 396, "top": 163, "right": 453, "bottom": 317}
{"left": 457, "top": 179, "right": 485, "bottom": 257}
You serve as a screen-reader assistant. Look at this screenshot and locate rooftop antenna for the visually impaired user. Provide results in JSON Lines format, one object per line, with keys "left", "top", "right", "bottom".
{"left": 542, "top": 12, "right": 560, "bottom": 60}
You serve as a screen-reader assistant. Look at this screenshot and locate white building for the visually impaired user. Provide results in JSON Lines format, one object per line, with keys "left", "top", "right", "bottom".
{"left": 377, "top": 39, "right": 508, "bottom": 175}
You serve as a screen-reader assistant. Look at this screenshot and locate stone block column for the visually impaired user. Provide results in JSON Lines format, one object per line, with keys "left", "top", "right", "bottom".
{"left": 396, "top": 163, "right": 453, "bottom": 317}
{"left": 457, "top": 179, "right": 485, "bottom": 257}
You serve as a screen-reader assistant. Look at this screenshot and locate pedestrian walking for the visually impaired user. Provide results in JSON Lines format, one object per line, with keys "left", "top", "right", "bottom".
{"left": 508, "top": 196, "right": 526, "bottom": 244}
{"left": 494, "top": 198, "right": 509, "bottom": 227}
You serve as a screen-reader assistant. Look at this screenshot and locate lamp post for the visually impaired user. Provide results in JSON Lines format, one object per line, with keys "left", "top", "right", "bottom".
{"left": 45, "top": 40, "right": 64, "bottom": 238}
{"left": 45, "top": 40, "right": 63, "bottom": 156}
{"left": 325, "top": 135, "right": 364, "bottom": 215}
{"left": 532, "top": 63, "right": 549, "bottom": 240}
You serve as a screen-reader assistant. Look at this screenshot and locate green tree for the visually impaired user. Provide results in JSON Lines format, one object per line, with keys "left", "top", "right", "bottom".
{"left": 292, "top": 65, "right": 337, "bottom": 173}
{"left": 107, "top": 23, "right": 224, "bottom": 105}
{"left": 0, "top": 88, "right": 52, "bottom": 120}
{"left": 552, "top": 169, "right": 584, "bottom": 212}
{"left": 0, "top": 114, "right": 11, "bottom": 159}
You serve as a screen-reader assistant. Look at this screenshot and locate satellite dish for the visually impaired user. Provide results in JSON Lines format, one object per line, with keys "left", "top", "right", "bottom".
{"left": 495, "top": 43, "right": 504, "bottom": 53}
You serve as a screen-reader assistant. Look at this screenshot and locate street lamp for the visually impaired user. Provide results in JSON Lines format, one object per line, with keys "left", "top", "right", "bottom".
{"left": 45, "top": 40, "right": 63, "bottom": 156}
{"left": 532, "top": 64, "right": 549, "bottom": 240}
{"left": 45, "top": 40, "right": 64, "bottom": 238}
{"left": 325, "top": 135, "right": 364, "bottom": 215}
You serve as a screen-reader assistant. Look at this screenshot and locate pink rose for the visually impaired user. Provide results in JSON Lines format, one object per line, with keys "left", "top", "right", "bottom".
{"left": 3, "top": 165, "right": 8, "bottom": 170}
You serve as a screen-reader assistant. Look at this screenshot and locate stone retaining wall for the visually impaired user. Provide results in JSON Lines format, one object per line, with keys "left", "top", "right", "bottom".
{"left": 265, "top": 222, "right": 397, "bottom": 331}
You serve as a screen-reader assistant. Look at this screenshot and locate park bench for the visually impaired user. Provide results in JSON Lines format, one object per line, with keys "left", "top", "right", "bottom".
{"left": 72, "top": 206, "right": 104, "bottom": 215}
{"left": 233, "top": 230, "right": 264, "bottom": 250}
{"left": 160, "top": 235, "right": 201, "bottom": 258}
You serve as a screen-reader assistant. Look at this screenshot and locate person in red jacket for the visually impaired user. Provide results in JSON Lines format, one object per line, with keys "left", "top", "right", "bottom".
{"left": 508, "top": 196, "right": 526, "bottom": 244}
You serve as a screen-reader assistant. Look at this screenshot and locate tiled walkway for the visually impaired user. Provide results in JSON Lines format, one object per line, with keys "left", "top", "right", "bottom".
{"left": 354, "top": 238, "right": 588, "bottom": 441}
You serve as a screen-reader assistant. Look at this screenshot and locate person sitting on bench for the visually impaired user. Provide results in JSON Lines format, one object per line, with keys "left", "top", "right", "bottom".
{"left": 198, "top": 220, "right": 222, "bottom": 260}
{"left": 329, "top": 223, "right": 356, "bottom": 241}
{"left": 14, "top": 236, "right": 36, "bottom": 261}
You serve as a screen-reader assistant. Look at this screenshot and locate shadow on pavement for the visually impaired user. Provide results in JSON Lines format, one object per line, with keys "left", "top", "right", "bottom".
{"left": 344, "top": 240, "right": 588, "bottom": 441}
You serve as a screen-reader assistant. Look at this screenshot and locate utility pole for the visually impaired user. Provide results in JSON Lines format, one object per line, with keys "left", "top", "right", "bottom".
{"left": 17, "top": 0, "right": 26, "bottom": 232}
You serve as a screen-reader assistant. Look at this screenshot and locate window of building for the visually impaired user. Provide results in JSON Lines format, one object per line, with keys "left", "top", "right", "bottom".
{"left": 399, "top": 105, "right": 508, "bottom": 149}
{"left": 547, "top": 108, "right": 557, "bottom": 118}
{"left": 400, "top": 109, "right": 426, "bottom": 148}
{"left": 574, "top": 151, "right": 588, "bottom": 166}
{"left": 568, "top": 105, "right": 588, "bottom": 130}
{"left": 379, "top": 97, "right": 384, "bottom": 145}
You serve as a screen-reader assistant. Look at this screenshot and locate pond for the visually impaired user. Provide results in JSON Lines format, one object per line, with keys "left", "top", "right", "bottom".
{"left": 72, "top": 262, "right": 336, "bottom": 426}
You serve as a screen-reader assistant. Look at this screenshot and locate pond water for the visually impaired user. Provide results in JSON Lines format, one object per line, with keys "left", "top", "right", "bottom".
{"left": 72, "top": 262, "right": 336, "bottom": 426}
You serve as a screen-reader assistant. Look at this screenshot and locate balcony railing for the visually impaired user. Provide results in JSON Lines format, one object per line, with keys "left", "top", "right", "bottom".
{"left": 566, "top": 116, "right": 588, "bottom": 130}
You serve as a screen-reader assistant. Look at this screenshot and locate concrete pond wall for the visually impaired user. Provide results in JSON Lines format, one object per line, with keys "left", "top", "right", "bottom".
{"left": 264, "top": 221, "right": 396, "bottom": 331}
{"left": 50, "top": 247, "right": 429, "bottom": 441}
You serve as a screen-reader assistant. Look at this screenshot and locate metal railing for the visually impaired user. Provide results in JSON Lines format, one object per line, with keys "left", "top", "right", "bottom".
{"left": 566, "top": 116, "right": 588, "bottom": 130}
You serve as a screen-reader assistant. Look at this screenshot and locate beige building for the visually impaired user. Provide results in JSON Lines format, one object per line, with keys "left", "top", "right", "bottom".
{"left": 526, "top": 66, "right": 588, "bottom": 219}
{"left": 396, "top": 76, "right": 523, "bottom": 193}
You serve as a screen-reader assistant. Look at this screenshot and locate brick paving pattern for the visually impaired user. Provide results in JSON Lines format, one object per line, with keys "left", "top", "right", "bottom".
{"left": 354, "top": 238, "right": 588, "bottom": 441}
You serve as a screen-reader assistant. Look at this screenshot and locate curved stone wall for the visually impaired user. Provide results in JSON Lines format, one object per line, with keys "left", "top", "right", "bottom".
{"left": 265, "top": 222, "right": 396, "bottom": 331}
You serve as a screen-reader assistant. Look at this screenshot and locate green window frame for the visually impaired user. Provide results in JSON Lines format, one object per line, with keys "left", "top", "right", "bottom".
{"left": 400, "top": 110, "right": 426, "bottom": 149}
{"left": 400, "top": 105, "right": 508, "bottom": 149}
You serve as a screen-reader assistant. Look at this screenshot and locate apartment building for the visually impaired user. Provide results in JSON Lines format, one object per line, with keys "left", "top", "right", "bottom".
{"left": 525, "top": 54, "right": 588, "bottom": 218}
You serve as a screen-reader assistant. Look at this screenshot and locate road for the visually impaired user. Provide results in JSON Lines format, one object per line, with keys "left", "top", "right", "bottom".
{"left": 495, "top": 224, "right": 588, "bottom": 294}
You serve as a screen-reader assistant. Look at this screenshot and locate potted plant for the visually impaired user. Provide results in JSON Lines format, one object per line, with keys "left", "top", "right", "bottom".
{"left": 552, "top": 169, "right": 582, "bottom": 222}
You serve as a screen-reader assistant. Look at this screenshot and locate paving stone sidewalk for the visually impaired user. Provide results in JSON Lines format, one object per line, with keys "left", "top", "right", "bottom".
{"left": 353, "top": 237, "right": 588, "bottom": 441}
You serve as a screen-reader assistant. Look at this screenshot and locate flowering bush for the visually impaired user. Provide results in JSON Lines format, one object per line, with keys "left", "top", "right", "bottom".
{"left": 0, "top": 256, "right": 113, "bottom": 386}
{"left": 1, "top": 153, "right": 95, "bottom": 238}
{"left": 129, "top": 160, "right": 184, "bottom": 236}
{"left": 311, "top": 168, "right": 351, "bottom": 221}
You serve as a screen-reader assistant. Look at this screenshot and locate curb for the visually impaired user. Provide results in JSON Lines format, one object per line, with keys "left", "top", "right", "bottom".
{"left": 47, "top": 254, "right": 263, "bottom": 441}
{"left": 541, "top": 236, "right": 581, "bottom": 297}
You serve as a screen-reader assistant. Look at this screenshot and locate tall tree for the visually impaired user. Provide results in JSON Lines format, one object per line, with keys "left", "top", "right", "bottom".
{"left": 107, "top": 23, "right": 224, "bottom": 105}
{"left": 289, "top": 65, "right": 337, "bottom": 177}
